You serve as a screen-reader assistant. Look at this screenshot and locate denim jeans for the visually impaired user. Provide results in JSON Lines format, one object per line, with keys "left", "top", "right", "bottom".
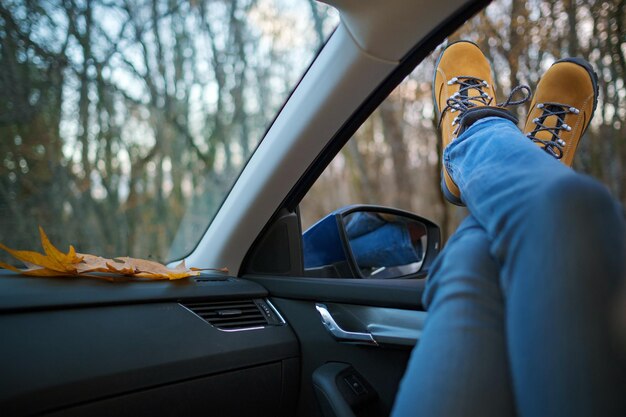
{"left": 391, "top": 117, "right": 626, "bottom": 416}
{"left": 345, "top": 212, "right": 421, "bottom": 268}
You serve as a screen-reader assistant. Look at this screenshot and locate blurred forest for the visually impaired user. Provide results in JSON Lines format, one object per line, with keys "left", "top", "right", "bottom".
{"left": 0, "top": 0, "right": 336, "bottom": 263}
{"left": 301, "top": 0, "right": 626, "bottom": 241}
{"left": 1, "top": 0, "right": 625, "bottom": 265}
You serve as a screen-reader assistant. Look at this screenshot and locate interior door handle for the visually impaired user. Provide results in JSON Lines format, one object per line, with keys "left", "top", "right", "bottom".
{"left": 315, "top": 303, "right": 378, "bottom": 346}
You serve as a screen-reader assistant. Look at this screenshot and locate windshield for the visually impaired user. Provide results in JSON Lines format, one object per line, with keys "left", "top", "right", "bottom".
{"left": 0, "top": 0, "right": 338, "bottom": 264}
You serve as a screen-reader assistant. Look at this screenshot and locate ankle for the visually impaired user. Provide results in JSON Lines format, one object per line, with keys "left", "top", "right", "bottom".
{"left": 456, "top": 106, "right": 519, "bottom": 136}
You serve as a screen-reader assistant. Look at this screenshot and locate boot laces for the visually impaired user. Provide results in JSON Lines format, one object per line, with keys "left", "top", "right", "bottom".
{"left": 440, "top": 77, "right": 531, "bottom": 132}
{"left": 439, "top": 76, "right": 492, "bottom": 130}
{"left": 526, "top": 102, "right": 580, "bottom": 159}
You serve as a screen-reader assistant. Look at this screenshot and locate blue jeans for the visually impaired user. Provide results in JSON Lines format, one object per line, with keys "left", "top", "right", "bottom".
{"left": 345, "top": 212, "right": 422, "bottom": 268}
{"left": 391, "top": 118, "right": 626, "bottom": 416}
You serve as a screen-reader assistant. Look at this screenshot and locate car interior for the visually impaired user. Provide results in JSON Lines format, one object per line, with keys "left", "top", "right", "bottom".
{"left": 0, "top": 0, "right": 526, "bottom": 416}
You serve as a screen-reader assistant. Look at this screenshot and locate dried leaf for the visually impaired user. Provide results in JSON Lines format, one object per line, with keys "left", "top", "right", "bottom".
{"left": 173, "top": 260, "right": 189, "bottom": 272}
{"left": 0, "top": 228, "right": 82, "bottom": 274}
{"left": 0, "top": 261, "right": 66, "bottom": 277}
{"left": 113, "top": 257, "right": 200, "bottom": 280}
{"left": 0, "top": 243, "right": 70, "bottom": 273}
{"left": 0, "top": 261, "right": 116, "bottom": 282}
{"left": 0, "top": 227, "right": 227, "bottom": 281}
{"left": 105, "top": 258, "right": 139, "bottom": 275}
{"left": 75, "top": 254, "right": 114, "bottom": 274}
{"left": 39, "top": 226, "right": 82, "bottom": 271}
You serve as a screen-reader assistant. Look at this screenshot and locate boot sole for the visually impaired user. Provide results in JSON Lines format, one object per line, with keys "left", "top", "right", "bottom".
{"left": 553, "top": 57, "right": 599, "bottom": 137}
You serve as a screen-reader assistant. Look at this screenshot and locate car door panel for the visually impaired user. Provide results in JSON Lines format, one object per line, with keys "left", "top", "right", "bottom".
{"left": 246, "top": 276, "right": 426, "bottom": 310}
{"left": 269, "top": 296, "right": 425, "bottom": 417}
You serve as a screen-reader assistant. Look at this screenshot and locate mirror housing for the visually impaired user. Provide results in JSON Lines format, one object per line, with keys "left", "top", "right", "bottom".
{"left": 303, "top": 205, "right": 440, "bottom": 279}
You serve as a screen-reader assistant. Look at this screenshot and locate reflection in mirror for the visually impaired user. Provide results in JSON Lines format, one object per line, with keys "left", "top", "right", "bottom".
{"left": 342, "top": 212, "right": 427, "bottom": 279}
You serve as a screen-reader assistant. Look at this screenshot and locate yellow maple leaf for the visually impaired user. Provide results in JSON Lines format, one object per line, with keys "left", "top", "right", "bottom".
{"left": 0, "top": 261, "right": 66, "bottom": 277}
{"left": 0, "top": 227, "right": 81, "bottom": 274}
{"left": 75, "top": 254, "right": 114, "bottom": 274}
{"left": 38, "top": 226, "right": 83, "bottom": 271}
{"left": 110, "top": 257, "right": 200, "bottom": 280}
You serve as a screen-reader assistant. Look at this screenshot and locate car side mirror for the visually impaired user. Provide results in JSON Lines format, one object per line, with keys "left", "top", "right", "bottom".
{"left": 302, "top": 205, "right": 440, "bottom": 279}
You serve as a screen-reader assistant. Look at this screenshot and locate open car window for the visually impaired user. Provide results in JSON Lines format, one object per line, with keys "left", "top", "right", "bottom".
{"left": 298, "top": 0, "right": 625, "bottom": 277}
{"left": 0, "top": 0, "right": 338, "bottom": 265}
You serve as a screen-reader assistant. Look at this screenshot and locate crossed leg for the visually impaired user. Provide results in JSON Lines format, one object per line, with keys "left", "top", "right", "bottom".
{"left": 393, "top": 117, "right": 626, "bottom": 417}
{"left": 392, "top": 215, "right": 516, "bottom": 417}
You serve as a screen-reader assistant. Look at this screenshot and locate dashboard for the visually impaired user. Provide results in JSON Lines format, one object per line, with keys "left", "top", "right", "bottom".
{"left": 0, "top": 272, "right": 299, "bottom": 417}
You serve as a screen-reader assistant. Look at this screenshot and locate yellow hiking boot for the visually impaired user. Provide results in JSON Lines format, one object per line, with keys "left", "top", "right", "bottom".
{"left": 434, "top": 41, "right": 522, "bottom": 205}
{"left": 524, "top": 58, "right": 599, "bottom": 166}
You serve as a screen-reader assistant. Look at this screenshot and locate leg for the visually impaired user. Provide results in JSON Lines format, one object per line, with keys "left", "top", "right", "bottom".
{"left": 445, "top": 103, "right": 626, "bottom": 417}
{"left": 391, "top": 216, "right": 515, "bottom": 417}
{"left": 434, "top": 42, "right": 626, "bottom": 416}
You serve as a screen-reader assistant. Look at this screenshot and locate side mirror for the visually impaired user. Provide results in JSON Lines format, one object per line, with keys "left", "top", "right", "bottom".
{"left": 302, "top": 205, "right": 440, "bottom": 279}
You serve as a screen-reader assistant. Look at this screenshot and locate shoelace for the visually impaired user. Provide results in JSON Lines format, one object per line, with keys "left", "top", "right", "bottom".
{"left": 525, "top": 102, "right": 580, "bottom": 159}
{"left": 439, "top": 77, "right": 531, "bottom": 132}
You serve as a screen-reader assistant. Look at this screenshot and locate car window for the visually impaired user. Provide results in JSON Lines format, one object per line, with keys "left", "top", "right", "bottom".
{"left": 299, "top": 0, "right": 625, "bottom": 274}
{"left": 0, "top": 0, "right": 339, "bottom": 264}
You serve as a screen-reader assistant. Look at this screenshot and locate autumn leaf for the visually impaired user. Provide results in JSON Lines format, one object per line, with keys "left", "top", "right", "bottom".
{"left": 105, "top": 258, "right": 139, "bottom": 275}
{"left": 0, "top": 228, "right": 82, "bottom": 274}
{"left": 0, "top": 227, "right": 227, "bottom": 281}
{"left": 0, "top": 243, "right": 73, "bottom": 273}
{"left": 0, "top": 261, "right": 66, "bottom": 277}
{"left": 0, "top": 261, "right": 118, "bottom": 282}
{"left": 112, "top": 257, "right": 200, "bottom": 280}
{"left": 39, "top": 226, "right": 83, "bottom": 271}
{"left": 75, "top": 254, "right": 114, "bottom": 274}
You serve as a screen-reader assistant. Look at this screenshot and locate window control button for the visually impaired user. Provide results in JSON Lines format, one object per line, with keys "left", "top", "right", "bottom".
{"left": 344, "top": 374, "right": 367, "bottom": 395}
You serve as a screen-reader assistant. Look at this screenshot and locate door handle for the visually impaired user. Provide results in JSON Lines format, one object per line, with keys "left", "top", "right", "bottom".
{"left": 315, "top": 303, "right": 378, "bottom": 346}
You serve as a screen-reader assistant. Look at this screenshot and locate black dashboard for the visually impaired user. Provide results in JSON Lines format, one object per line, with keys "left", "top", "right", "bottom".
{"left": 0, "top": 272, "right": 300, "bottom": 417}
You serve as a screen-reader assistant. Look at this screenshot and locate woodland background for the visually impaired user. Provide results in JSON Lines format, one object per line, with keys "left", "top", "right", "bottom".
{"left": 1, "top": 0, "right": 624, "bottom": 264}
{"left": 301, "top": 0, "right": 626, "bottom": 239}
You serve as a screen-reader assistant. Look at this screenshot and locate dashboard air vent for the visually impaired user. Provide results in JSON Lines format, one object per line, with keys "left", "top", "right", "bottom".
{"left": 183, "top": 299, "right": 284, "bottom": 331}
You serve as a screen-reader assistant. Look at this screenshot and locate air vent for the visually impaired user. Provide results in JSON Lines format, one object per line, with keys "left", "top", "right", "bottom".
{"left": 183, "top": 299, "right": 284, "bottom": 331}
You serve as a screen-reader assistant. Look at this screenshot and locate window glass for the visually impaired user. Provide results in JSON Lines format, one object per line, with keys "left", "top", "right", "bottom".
{"left": 300, "top": 0, "right": 625, "bottom": 243}
{"left": 0, "top": 0, "right": 338, "bottom": 264}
